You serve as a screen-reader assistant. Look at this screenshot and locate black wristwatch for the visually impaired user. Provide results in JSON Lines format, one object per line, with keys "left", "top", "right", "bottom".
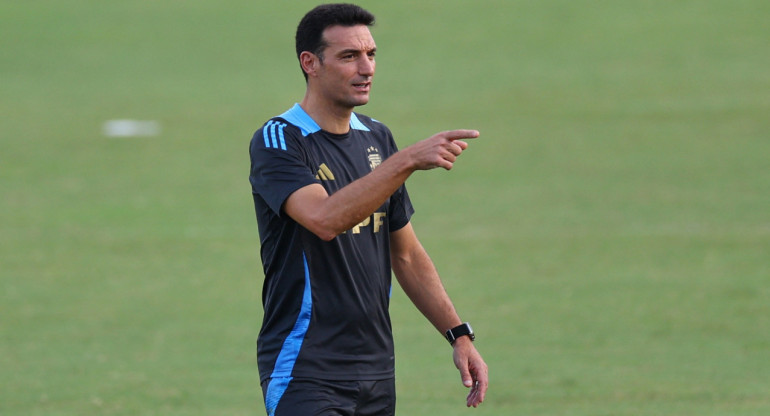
{"left": 445, "top": 322, "right": 475, "bottom": 345}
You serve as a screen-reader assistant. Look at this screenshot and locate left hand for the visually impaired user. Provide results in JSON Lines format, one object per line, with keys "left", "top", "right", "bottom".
{"left": 452, "top": 336, "right": 488, "bottom": 407}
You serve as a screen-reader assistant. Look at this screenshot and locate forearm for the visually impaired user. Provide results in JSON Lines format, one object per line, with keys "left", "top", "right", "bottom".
{"left": 392, "top": 237, "right": 462, "bottom": 333}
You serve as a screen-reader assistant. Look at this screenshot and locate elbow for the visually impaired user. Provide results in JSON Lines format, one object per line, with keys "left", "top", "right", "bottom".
{"left": 315, "top": 229, "right": 339, "bottom": 242}
{"left": 303, "top": 213, "right": 344, "bottom": 242}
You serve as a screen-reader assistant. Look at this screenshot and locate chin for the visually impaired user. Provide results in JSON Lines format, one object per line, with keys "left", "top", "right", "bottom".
{"left": 336, "top": 94, "right": 370, "bottom": 109}
{"left": 342, "top": 100, "right": 369, "bottom": 109}
{"left": 353, "top": 96, "right": 370, "bottom": 107}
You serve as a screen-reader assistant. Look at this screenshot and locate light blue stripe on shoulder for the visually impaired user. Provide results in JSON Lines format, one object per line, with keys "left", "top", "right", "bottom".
{"left": 350, "top": 113, "right": 371, "bottom": 131}
{"left": 277, "top": 124, "right": 287, "bottom": 150}
{"left": 262, "top": 121, "right": 288, "bottom": 150}
{"left": 278, "top": 104, "right": 321, "bottom": 137}
{"left": 262, "top": 121, "right": 273, "bottom": 147}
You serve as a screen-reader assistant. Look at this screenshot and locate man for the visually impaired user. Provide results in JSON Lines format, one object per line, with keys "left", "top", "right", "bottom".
{"left": 249, "top": 4, "right": 488, "bottom": 415}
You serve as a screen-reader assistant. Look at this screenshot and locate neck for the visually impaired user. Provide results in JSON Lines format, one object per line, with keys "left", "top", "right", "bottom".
{"left": 300, "top": 93, "right": 352, "bottom": 135}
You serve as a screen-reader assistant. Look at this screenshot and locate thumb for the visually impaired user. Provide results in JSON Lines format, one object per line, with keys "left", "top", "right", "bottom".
{"left": 458, "top": 361, "right": 473, "bottom": 387}
{"left": 453, "top": 339, "right": 475, "bottom": 387}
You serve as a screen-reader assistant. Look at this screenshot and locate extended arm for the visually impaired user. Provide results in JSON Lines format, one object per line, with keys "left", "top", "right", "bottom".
{"left": 283, "top": 129, "right": 478, "bottom": 241}
{"left": 390, "top": 223, "right": 488, "bottom": 408}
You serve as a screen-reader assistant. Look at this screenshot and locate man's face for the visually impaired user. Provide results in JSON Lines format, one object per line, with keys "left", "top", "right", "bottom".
{"left": 314, "top": 24, "right": 377, "bottom": 109}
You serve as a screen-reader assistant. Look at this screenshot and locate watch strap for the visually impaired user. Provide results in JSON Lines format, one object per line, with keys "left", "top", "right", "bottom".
{"left": 445, "top": 322, "right": 475, "bottom": 344}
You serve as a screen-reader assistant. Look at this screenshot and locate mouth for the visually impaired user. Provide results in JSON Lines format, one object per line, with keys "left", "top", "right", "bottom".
{"left": 352, "top": 81, "right": 371, "bottom": 91}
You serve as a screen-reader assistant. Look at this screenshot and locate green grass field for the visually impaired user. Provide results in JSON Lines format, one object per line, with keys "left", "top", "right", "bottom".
{"left": 2, "top": 1, "right": 769, "bottom": 415}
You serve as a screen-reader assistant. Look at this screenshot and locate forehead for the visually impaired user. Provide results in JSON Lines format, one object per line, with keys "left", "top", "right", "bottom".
{"left": 321, "top": 24, "right": 376, "bottom": 52}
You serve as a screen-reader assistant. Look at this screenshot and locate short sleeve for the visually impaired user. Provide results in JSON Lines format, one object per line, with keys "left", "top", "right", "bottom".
{"left": 380, "top": 128, "right": 414, "bottom": 231}
{"left": 388, "top": 183, "right": 414, "bottom": 232}
{"left": 249, "top": 120, "right": 320, "bottom": 215}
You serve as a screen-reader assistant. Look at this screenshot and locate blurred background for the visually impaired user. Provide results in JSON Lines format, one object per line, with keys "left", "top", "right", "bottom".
{"left": 2, "top": 1, "right": 768, "bottom": 415}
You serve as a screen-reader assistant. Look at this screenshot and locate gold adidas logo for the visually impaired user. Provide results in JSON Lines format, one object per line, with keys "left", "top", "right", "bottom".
{"left": 315, "top": 163, "right": 335, "bottom": 181}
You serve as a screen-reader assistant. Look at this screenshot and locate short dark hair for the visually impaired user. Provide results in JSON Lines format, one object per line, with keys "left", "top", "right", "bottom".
{"left": 295, "top": 3, "right": 375, "bottom": 80}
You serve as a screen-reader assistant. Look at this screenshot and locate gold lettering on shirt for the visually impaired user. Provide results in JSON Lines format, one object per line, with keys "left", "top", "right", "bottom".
{"left": 348, "top": 212, "right": 387, "bottom": 234}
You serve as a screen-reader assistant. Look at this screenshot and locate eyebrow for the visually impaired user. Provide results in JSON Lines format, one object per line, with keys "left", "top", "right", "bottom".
{"left": 337, "top": 46, "right": 377, "bottom": 56}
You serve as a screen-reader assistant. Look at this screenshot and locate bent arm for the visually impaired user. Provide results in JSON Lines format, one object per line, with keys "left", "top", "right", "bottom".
{"left": 284, "top": 149, "right": 413, "bottom": 241}
{"left": 283, "top": 129, "right": 478, "bottom": 241}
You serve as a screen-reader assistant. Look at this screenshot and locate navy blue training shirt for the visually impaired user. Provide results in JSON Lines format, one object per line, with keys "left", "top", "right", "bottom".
{"left": 249, "top": 103, "right": 414, "bottom": 384}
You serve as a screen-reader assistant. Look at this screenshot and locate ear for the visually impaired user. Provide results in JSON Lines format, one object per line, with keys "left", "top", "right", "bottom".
{"left": 300, "top": 51, "right": 320, "bottom": 78}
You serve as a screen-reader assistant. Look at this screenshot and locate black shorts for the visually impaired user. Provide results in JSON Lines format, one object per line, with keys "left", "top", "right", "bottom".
{"left": 261, "top": 377, "right": 396, "bottom": 416}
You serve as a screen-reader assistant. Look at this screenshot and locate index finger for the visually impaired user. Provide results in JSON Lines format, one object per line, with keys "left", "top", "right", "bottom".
{"left": 443, "top": 129, "right": 480, "bottom": 141}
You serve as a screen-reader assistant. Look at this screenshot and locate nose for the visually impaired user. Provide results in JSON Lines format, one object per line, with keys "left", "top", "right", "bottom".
{"left": 358, "top": 56, "right": 375, "bottom": 77}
